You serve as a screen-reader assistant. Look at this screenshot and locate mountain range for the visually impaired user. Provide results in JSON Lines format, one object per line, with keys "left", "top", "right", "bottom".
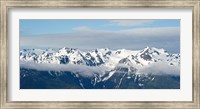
{"left": 20, "top": 47, "right": 180, "bottom": 89}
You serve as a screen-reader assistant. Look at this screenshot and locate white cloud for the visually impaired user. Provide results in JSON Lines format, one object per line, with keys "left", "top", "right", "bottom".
{"left": 20, "top": 61, "right": 179, "bottom": 77}
{"left": 138, "top": 62, "right": 180, "bottom": 76}
{"left": 20, "top": 61, "right": 106, "bottom": 77}
{"left": 109, "top": 20, "right": 155, "bottom": 26}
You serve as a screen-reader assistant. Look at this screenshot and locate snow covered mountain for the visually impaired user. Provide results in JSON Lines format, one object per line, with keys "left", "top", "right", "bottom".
{"left": 20, "top": 46, "right": 180, "bottom": 68}
{"left": 20, "top": 47, "right": 180, "bottom": 89}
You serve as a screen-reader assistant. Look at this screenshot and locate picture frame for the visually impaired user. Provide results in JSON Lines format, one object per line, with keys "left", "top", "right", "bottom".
{"left": 0, "top": 0, "right": 199, "bottom": 109}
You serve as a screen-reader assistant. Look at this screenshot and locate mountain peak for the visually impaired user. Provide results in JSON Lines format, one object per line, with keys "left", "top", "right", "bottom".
{"left": 145, "top": 46, "right": 150, "bottom": 50}
{"left": 60, "top": 47, "right": 78, "bottom": 51}
{"left": 140, "top": 47, "right": 167, "bottom": 55}
{"left": 95, "top": 48, "right": 110, "bottom": 52}
{"left": 61, "top": 47, "right": 69, "bottom": 50}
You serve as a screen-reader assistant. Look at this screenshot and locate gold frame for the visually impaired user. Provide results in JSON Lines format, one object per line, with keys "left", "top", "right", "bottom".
{"left": 0, "top": 0, "right": 199, "bottom": 109}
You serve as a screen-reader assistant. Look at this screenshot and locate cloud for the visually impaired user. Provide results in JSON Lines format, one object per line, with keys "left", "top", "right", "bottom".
{"left": 138, "top": 62, "right": 180, "bottom": 76}
{"left": 20, "top": 61, "right": 180, "bottom": 77}
{"left": 20, "top": 26, "right": 180, "bottom": 53}
{"left": 20, "top": 61, "right": 107, "bottom": 77}
{"left": 109, "top": 20, "right": 155, "bottom": 26}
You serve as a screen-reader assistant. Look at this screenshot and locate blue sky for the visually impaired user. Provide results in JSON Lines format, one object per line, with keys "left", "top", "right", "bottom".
{"left": 20, "top": 19, "right": 180, "bottom": 53}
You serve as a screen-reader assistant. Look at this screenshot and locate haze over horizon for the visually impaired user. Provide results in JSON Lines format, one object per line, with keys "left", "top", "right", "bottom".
{"left": 20, "top": 19, "right": 180, "bottom": 53}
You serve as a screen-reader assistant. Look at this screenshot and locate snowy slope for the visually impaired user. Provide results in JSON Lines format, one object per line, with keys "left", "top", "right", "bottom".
{"left": 20, "top": 47, "right": 180, "bottom": 69}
